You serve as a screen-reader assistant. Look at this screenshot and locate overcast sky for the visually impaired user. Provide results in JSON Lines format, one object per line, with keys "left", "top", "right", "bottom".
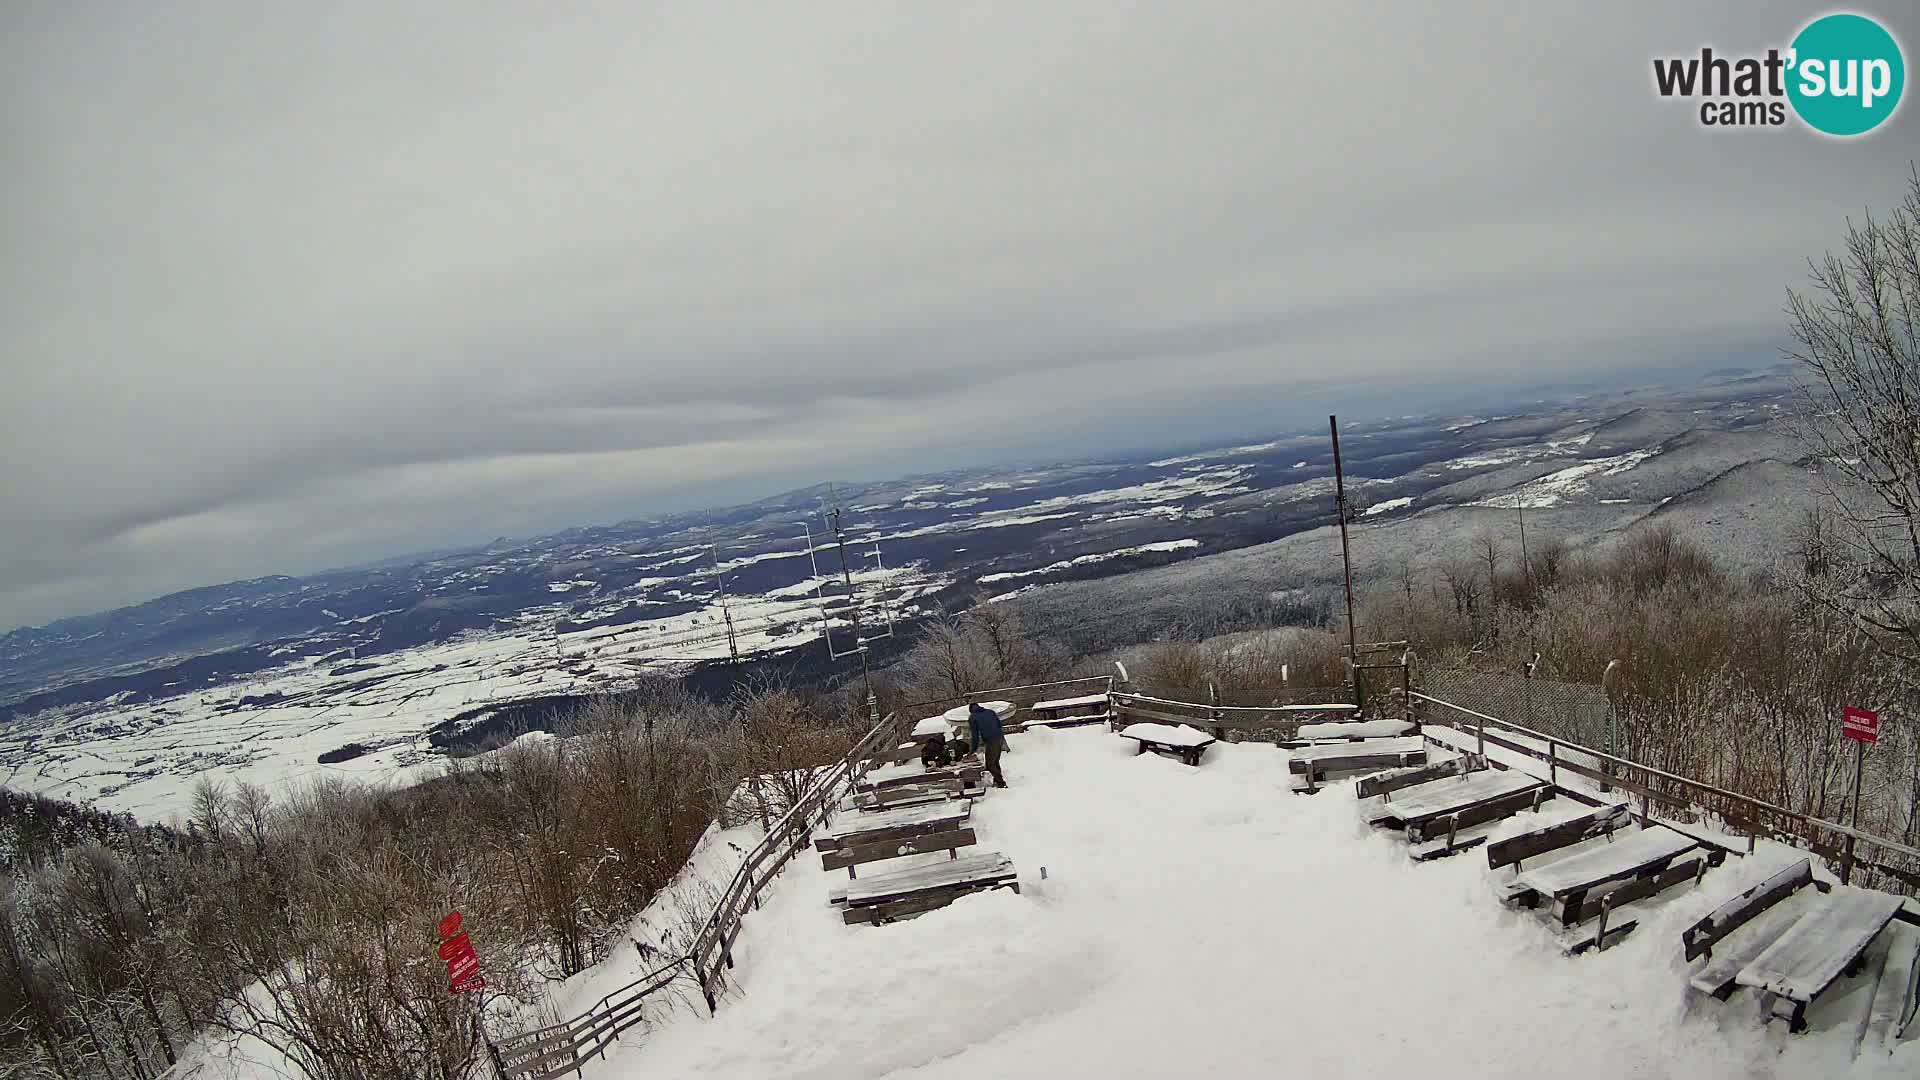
{"left": 1, "top": 3, "right": 1913, "bottom": 631}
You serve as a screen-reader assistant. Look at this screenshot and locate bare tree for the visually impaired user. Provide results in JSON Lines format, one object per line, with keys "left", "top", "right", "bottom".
{"left": 1789, "top": 164, "right": 1920, "bottom": 663}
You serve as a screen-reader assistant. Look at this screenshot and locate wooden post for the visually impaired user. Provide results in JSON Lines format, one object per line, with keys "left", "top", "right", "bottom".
{"left": 1548, "top": 739, "right": 1558, "bottom": 788}
{"left": 1594, "top": 894, "right": 1614, "bottom": 952}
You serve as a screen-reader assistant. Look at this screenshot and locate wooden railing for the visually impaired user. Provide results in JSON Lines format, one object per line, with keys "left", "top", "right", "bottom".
{"left": 1413, "top": 690, "right": 1920, "bottom": 892}
{"left": 1111, "top": 689, "right": 1361, "bottom": 743}
{"left": 495, "top": 709, "right": 905, "bottom": 1079}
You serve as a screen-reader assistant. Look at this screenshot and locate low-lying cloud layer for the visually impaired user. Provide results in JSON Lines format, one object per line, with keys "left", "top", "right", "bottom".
{"left": 2, "top": 2, "right": 1912, "bottom": 629}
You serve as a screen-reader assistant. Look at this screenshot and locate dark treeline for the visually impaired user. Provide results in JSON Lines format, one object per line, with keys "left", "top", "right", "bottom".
{"left": 0, "top": 680, "right": 857, "bottom": 1080}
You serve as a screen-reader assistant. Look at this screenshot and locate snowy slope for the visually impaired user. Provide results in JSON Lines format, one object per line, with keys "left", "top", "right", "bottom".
{"left": 596, "top": 726, "right": 1917, "bottom": 1079}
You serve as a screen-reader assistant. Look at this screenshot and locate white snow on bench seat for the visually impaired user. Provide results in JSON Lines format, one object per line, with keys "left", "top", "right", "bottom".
{"left": 1376, "top": 768, "right": 1540, "bottom": 822}
{"left": 825, "top": 800, "right": 970, "bottom": 841}
{"left": 1736, "top": 887, "right": 1905, "bottom": 1002}
{"left": 1290, "top": 735, "right": 1426, "bottom": 765}
{"left": 844, "top": 852, "right": 1016, "bottom": 906}
{"left": 1511, "top": 827, "right": 1695, "bottom": 898}
{"left": 1296, "top": 719, "right": 1415, "bottom": 740}
{"left": 1118, "top": 722, "right": 1215, "bottom": 747}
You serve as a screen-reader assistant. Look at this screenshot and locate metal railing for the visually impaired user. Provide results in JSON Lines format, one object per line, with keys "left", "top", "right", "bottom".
{"left": 1414, "top": 690, "right": 1920, "bottom": 892}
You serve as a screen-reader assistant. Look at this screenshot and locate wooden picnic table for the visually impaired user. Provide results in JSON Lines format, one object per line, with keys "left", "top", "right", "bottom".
{"left": 1024, "top": 693, "right": 1112, "bottom": 728}
{"left": 1289, "top": 736, "right": 1426, "bottom": 775}
{"left": 1118, "top": 722, "right": 1217, "bottom": 766}
{"left": 857, "top": 762, "right": 982, "bottom": 793}
{"left": 844, "top": 851, "right": 1015, "bottom": 906}
{"left": 1294, "top": 719, "right": 1414, "bottom": 742}
{"left": 840, "top": 851, "right": 1019, "bottom": 925}
{"left": 1736, "top": 886, "right": 1906, "bottom": 1032}
{"left": 816, "top": 801, "right": 971, "bottom": 852}
{"left": 1366, "top": 767, "right": 1537, "bottom": 826}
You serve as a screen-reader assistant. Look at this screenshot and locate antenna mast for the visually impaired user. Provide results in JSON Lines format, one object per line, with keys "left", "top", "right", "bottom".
{"left": 801, "top": 486, "right": 896, "bottom": 725}
{"left": 1330, "top": 415, "right": 1359, "bottom": 667}
{"left": 707, "top": 544, "right": 741, "bottom": 664}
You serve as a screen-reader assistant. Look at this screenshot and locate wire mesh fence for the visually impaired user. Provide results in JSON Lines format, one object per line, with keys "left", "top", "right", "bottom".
{"left": 1417, "top": 667, "right": 1612, "bottom": 754}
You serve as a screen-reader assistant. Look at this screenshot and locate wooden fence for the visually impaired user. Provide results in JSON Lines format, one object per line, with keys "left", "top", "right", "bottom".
{"left": 493, "top": 674, "right": 1117, "bottom": 1079}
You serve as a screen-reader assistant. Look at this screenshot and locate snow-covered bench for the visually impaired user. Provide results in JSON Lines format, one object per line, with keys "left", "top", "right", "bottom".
{"left": 1505, "top": 825, "right": 1702, "bottom": 950}
{"left": 1364, "top": 768, "right": 1541, "bottom": 832}
{"left": 856, "top": 762, "right": 983, "bottom": 794}
{"left": 1118, "top": 722, "right": 1217, "bottom": 766}
{"left": 816, "top": 800, "right": 972, "bottom": 853}
{"left": 832, "top": 852, "right": 1020, "bottom": 925}
{"left": 1486, "top": 803, "right": 1632, "bottom": 872}
{"left": 1024, "top": 693, "right": 1112, "bottom": 728}
{"left": 1735, "top": 887, "right": 1909, "bottom": 1032}
{"left": 1290, "top": 718, "right": 1415, "bottom": 744}
{"left": 1289, "top": 736, "right": 1427, "bottom": 785}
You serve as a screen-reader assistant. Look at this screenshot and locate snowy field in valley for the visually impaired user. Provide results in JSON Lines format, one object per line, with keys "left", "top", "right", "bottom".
{"left": 578, "top": 725, "right": 1915, "bottom": 1079}
{"left": 3, "top": 564, "right": 940, "bottom": 821}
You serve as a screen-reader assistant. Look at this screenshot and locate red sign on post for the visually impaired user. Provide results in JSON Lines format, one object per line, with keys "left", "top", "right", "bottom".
{"left": 437, "top": 911, "right": 485, "bottom": 995}
{"left": 1843, "top": 706, "right": 1880, "bottom": 744}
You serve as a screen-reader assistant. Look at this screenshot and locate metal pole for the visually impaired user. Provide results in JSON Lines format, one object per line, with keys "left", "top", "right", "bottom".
{"left": 1329, "top": 415, "right": 1359, "bottom": 703}
{"left": 1842, "top": 737, "right": 1865, "bottom": 883}
{"left": 830, "top": 506, "right": 881, "bottom": 726}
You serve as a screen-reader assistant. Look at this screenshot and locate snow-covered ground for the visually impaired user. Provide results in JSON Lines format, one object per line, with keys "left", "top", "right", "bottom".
{"left": 588, "top": 725, "right": 1915, "bottom": 1079}
{"left": 5, "top": 563, "right": 944, "bottom": 821}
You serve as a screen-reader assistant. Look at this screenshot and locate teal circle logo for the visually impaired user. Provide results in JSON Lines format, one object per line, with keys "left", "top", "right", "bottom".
{"left": 1787, "top": 13, "right": 1905, "bottom": 136}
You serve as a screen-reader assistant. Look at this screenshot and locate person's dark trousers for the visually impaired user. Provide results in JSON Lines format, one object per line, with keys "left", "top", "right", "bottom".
{"left": 984, "top": 736, "right": 1008, "bottom": 787}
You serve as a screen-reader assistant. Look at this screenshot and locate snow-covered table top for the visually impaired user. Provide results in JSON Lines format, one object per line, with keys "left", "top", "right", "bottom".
{"left": 940, "top": 701, "right": 1015, "bottom": 725}
{"left": 1736, "top": 887, "right": 1904, "bottom": 1001}
{"left": 827, "top": 800, "right": 969, "bottom": 839}
{"left": 1511, "top": 827, "right": 1696, "bottom": 898}
{"left": 1031, "top": 693, "right": 1110, "bottom": 711}
{"left": 1377, "top": 768, "right": 1540, "bottom": 821}
{"left": 843, "top": 852, "right": 1016, "bottom": 906}
{"left": 1296, "top": 719, "right": 1414, "bottom": 740}
{"left": 1290, "top": 735, "right": 1426, "bottom": 764}
{"left": 1118, "top": 722, "right": 1215, "bottom": 748}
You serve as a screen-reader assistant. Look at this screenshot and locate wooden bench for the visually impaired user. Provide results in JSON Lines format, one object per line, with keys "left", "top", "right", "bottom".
{"left": 1487, "top": 803, "right": 1632, "bottom": 872}
{"left": 1355, "top": 757, "right": 1475, "bottom": 800}
{"left": 815, "top": 801, "right": 971, "bottom": 853}
{"left": 1736, "top": 887, "right": 1907, "bottom": 1033}
{"left": 1117, "top": 722, "right": 1217, "bottom": 766}
{"left": 1365, "top": 768, "right": 1541, "bottom": 832}
{"left": 1681, "top": 859, "right": 1823, "bottom": 963}
{"left": 836, "top": 852, "right": 1020, "bottom": 925}
{"left": 1023, "top": 693, "right": 1112, "bottom": 729}
{"left": 856, "top": 763, "right": 983, "bottom": 794}
{"left": 1285, "top": 718, "right": 1415, "bottom": 747}
{"left": 822, "top": 827, "right": 978, "bottom": 880}
{"left": 1506, "top": 826, "right": 1698, "bottom": 928}
{"left": 1861, "top": 925, "right": 1920, "bottom": 1054}
{"left": 852, "top": 778, "right": 985, "bottom": 811}
{"left": 1289, "top": 736, "right": 1427, "bottom": 786}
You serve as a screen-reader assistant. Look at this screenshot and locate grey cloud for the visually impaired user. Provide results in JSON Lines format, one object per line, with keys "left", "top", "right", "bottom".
{"left": 2, "top": 1, "right": 1915, "bottom": 628}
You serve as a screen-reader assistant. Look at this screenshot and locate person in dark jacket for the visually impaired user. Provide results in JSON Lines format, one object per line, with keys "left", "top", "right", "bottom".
{"left": 920, "top": 735, "right": 951, "bottom": 770}
{"left": 967, "top": 702, "right": 1009, "bottom": 788}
